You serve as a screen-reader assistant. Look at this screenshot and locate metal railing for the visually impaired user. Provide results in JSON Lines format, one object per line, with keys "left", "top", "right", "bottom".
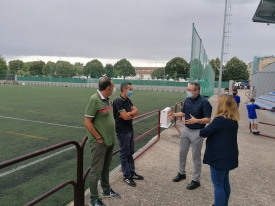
{"left": 0, "top": 110, "right": 161, "bottom": 206}
{"left": 248, "top": 119, "right": 275, "bottom": 140}
{"left": 0, "top": 140, "right": 86, "bottom": 205}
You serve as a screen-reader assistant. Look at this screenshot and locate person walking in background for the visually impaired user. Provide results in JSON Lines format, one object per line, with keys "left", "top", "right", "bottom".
{"left": 200, "top": 94, "right": 239, "bottom": 206}
{"left": 113, "top": 82, "right": 144, "bottom": 187}
{"left": 246, "top": 98, "right": 266, "bottom": 135}
{"left": 84, "top": 77, "right": 120, "bottom": 206}
{"left": 168, "top": 82, "right": 212, "bottom": 190}
{"left": 232, "top": 88, "right": 240, "bottom": 108}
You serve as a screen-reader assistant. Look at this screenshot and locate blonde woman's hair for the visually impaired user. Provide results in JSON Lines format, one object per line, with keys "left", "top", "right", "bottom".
{"left": 215, "top": 94, "right": 240, "bottom": 121}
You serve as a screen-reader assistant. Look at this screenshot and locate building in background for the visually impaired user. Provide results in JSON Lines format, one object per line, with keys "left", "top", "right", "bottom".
{"left": 247, "top": 56, "right": 275, "bottom": 80}
{"left": 134, "top": 67, "right": 158, "bottom": 80}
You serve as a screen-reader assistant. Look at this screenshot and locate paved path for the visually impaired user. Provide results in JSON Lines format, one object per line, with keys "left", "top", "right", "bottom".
{"left": 80, "top": 89, "right": 275, "bottom": 206}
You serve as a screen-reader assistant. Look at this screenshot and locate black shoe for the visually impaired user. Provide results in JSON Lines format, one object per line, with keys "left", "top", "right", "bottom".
{"left": 172, "top": 173, "right": 186, "bottom": 182}
{"left": 186, "top": 180, "right": 200, "bottom": 190}
{"left": 102, "top": 188, "right": 121, "bottom": 198}
{"left": 89, "top": 198, "right": 106, "bottom": 206}
{"left": 131, "top": 173, "right": 144, "bottom": 180}
{"left": 253, "top": 131, "right": 260, "bottom": 135}
{"left": 124, "top": 177, "right": 136, "bottom": 187}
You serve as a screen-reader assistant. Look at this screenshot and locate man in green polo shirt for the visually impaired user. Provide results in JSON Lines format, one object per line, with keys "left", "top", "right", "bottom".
{"left": 84, "top": 77, "right": 120, "bottom": 206}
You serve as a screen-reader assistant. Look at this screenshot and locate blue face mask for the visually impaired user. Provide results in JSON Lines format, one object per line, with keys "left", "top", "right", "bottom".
{"left": 187, "top": 91, "right": 194, "bottom": 98}
{"left": 127, "top": 90, "right": 133, "bottom": 97}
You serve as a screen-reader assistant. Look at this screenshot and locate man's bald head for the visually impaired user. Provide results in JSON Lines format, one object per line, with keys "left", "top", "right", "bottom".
{"left": 98, "top": 77, "right": 112, "bottom": 91}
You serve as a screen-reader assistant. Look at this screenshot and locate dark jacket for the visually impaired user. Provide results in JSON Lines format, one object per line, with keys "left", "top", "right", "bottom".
{"left": 200, "top": 116, "right": 239, "bottom": 170}
{"left": 113, "top": 95, "right": 134, "bottom": 134}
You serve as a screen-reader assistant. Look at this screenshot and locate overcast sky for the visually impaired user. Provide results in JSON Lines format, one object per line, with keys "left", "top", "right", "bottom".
{"left": 0, "top": 0, "right": 274, "bottom": 67}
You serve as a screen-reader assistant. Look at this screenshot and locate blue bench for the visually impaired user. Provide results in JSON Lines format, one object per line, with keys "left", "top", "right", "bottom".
{"left": 259, "top": 95, "right": 275, "bottom": 103}
{"left": 255, "top": 100, "right": 273, "bottom": 109}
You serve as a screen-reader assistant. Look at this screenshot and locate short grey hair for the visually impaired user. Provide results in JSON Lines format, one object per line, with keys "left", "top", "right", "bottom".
{"left": 189, "top": 82, "right": 200, "bottom": 91}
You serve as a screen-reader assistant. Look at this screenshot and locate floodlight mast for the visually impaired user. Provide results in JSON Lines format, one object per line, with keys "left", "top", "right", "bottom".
{"left": 218, "top": 0, "right": 228, "bottom": 97}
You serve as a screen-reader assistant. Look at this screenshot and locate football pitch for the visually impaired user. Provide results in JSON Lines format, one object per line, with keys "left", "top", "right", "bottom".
{"left": 0, "top": 85, "right": 185, "bottom": 205}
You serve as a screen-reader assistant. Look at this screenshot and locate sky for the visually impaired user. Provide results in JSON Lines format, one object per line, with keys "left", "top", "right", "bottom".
{"left": 0, "top": 0, "right": 274, "bottom": 67}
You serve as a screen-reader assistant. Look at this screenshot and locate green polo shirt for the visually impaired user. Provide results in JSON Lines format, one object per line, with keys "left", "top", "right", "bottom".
{"left": 85, "top": 90, "right": 116, "bottom": 146}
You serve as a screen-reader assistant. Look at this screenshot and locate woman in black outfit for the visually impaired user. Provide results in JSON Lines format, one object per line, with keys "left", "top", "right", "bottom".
{"left": 200, "top": 94, "right": 239, "bottom": 206}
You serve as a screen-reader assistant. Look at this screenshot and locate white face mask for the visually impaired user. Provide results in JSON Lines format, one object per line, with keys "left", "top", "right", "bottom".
{"left": 111, "top": 87, "right": 116, "bottom": 96}
{"left": 225, "top": 92, "right": 229, "bottom": 94}
{"left": 187, "top": 91, "right": 194, "bottom": 98}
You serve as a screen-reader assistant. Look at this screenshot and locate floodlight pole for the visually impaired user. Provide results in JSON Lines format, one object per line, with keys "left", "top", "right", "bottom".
{"left": 218, "top": 0, "right": 228, "bottom": 97}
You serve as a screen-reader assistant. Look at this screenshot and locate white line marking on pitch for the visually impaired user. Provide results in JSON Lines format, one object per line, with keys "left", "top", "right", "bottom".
{"left": 0, "top": 116, "right": 85, "bottom": 129}
{"left": 0, "top": 146, "right": 75, "bottom": 177}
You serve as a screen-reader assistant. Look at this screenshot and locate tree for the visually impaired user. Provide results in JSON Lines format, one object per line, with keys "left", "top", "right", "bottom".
{"left": 74, "top": 62, "right": 84, "bottom": 78}
{"left": 0, "top": 56, "right": 8, "bottom": 78}
{"left": 83, "top": 59, "right": 104, "bottom": 78}
{"left": 222, "top": 57, "right": 249, "bottom": 81}
{"left": 83, "top": 64, "right": 90, "bottom": 78}
{"left": 114, "top": 59, "right": 136, "bottom": 79}
{"left": 151, "top": 67, "right": 165, "bottom": 79}
{"left": 113, "top": 70, "right": 120, "bottom": 78}
{"left": 105, "top": 63, "right": 114, "bottom": 78}
{"left": 16, "top": 70, "right": 24, "bottom": 76}
{"left": 55, "top": 61, "right": 75, "bottom": 78}
{"left": 8, "top": 60, "right": 24, "bottom": 75}
{"left": 165, "top": 57, "right": 189, "bottom": 81}
{"left": 210, "top": 57, "right": 221, "bottom": 80}
{"left": 24, "top": 71, "right": 31, "bottom": 77}
{"left": 190, "top": 58, "right": 204, "bottom": 81}
{"left": 22, "top": 62, "right": 32, "bottom": 72}
{"left": 29, "top": 60, "right": 45, "bottom": 76}
{"left": 42, "top": 61, "right": 55, "bottom": 76}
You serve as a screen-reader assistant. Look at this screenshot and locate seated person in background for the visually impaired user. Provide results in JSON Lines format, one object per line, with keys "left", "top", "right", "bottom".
{"left": 246, "top": 98, "right": 266, "bottom": 135}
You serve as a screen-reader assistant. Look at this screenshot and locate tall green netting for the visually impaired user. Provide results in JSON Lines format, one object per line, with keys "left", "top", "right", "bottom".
{"left": 190, "top": 24, "right": 215, "bottom": 97}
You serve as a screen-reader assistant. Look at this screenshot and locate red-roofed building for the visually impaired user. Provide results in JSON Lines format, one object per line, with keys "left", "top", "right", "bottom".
{"left": 134, "top": 67, "right": 158, "bottom": 80}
